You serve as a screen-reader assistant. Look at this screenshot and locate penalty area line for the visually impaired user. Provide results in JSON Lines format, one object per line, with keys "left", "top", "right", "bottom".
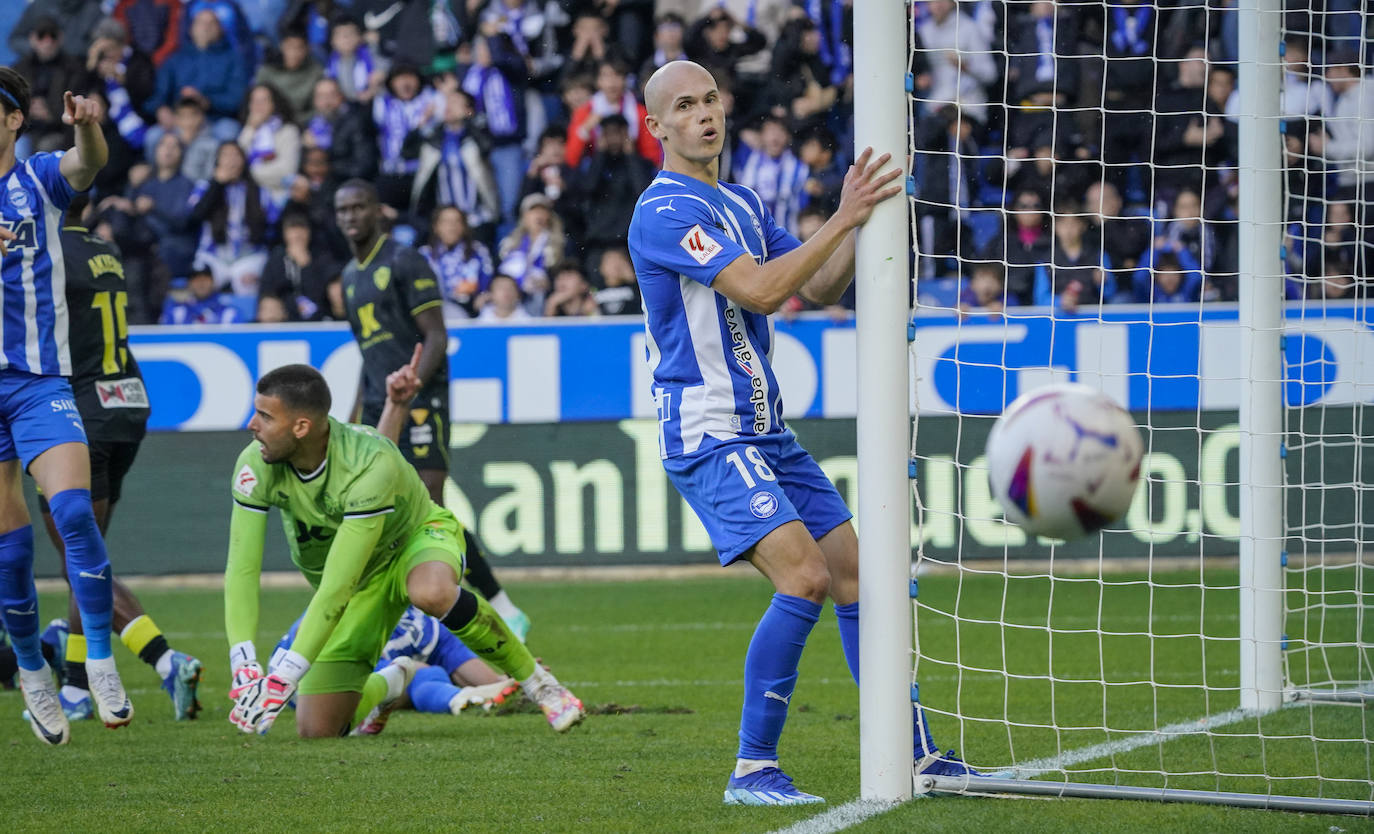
{"left": 768, "top": 799, "right": 904, "bottom": 834}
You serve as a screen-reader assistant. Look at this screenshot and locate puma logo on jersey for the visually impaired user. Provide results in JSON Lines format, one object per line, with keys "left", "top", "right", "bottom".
{"left": 679, "top": 224, "right": 723, "bottom": 266}
{"left": 655, "top": 201, "right": 676, "bottom": 213}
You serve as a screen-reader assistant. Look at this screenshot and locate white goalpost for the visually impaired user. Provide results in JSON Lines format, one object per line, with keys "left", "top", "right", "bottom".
{"left": 853, "top": 0, "right": 1374, "bottom": 815}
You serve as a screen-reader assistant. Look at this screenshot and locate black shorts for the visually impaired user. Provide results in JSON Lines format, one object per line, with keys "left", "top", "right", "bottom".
{"left": 362, "top": 394, "right": 450, "bottom": 473}
{"left": 37, "top": 438, "right": 141, "bottom": 509}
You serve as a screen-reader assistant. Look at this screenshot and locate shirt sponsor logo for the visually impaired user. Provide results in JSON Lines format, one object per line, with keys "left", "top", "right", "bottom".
{"left": 95, "top": 378, "right": 149, "bottom": 409}
{"left": 50, "top": 398, "right": 78, "bottom": 413}
{"left": 679, "top": 224, "right": 723, "bottom": 266}
{"left": 724, "top": 307, "right": 768, "bottom": 433}
{"left": 749, "top": 491, "right": 778, "bottom": 519}
{"left": 234, "top": 464, "right": 258, "bottom": 498}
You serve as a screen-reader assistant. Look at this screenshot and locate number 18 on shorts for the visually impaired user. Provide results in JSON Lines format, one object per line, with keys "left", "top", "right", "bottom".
{"left": 662, "top": 433, "right": 853, "bottom": 567}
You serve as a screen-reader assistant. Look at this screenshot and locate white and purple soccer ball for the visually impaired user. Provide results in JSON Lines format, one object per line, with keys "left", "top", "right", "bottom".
{"left": 985, "top": 383, "right": 1144, "bottom": 540}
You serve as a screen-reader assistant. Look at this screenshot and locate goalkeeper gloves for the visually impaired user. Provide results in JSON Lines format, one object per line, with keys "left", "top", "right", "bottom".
{"left": 228, "top": 645, "right": 310, "bottom": 735}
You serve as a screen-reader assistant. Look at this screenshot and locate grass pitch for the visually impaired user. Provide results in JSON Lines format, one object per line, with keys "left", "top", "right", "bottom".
{"left": 2, "top": 573, "right": 1371, "bottom": 833}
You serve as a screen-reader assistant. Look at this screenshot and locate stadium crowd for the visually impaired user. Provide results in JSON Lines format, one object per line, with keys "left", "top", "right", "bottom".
{"left": 0, "top": 0, "right": 1368, "bottom": 325}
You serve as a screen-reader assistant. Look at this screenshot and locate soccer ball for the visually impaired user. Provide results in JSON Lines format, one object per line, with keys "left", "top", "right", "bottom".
{"left": 985, "top": 383, "right": 1144, "bottom": 540}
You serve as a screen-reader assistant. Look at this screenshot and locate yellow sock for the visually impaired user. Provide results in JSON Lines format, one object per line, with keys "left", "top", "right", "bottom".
{"left": 65, "top": 632, "right": 87, "bottom": 665}
{"left": 120, "top": 615, "right": 162, "bottom": 657}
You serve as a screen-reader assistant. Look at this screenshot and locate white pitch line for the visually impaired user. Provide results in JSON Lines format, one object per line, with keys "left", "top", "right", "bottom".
{"left": 768, "top": 799, "right": 904, "bottom": 834}
{"left": 992, "top": 706, "right": 1258, "bottom": 779}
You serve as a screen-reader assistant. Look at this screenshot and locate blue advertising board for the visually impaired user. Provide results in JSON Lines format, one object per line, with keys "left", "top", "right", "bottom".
{"left": 129, "top": 302, "right": 1374, "bottom": 431}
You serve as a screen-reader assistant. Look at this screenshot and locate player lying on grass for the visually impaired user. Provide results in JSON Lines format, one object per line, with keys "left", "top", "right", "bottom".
{"left": 223, "top": 361, "right": 584, "bottom": 737}
{"left": 629, "top": 60, "right": 978, "bottom": 806}
{"left": 270, "top": 605, "right": 520, "bottom": 734}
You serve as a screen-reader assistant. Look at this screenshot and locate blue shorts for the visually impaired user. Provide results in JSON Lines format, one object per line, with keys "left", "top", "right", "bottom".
{"left": 0, "top": 370, "right": 87, "bottom": 470}
{"left": 663, "top": 431, "right": 853, "bottom": 566}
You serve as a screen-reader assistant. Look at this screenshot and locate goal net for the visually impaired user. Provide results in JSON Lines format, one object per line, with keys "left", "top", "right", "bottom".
{"left": 899, "top": 0, "right": 1374, "bottom": 812}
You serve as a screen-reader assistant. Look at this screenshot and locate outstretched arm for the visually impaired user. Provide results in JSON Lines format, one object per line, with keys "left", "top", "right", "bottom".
{"left": 709, "top": 149, "right": 900, "bottom": 314}
{"left": 58, "top": 92, "right": 109, "bottom": 192}
{"left": 797, "top": 230, "right": 857, "bottom": 307}
{"left": 224, "top": 501, "right": 269, "bottom": 664}
{"left": 378, "top": 344, "right": 422, "bottom": 443}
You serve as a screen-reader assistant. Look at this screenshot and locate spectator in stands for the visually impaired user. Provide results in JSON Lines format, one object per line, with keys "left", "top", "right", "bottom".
{"left": 189, "top": 141, "right": 273, "bottom": 297}
{"left": 149, "top": 95, "right": 220, "bottom": 183}
{"left": 464, "top": 33, "right": 530, "bottom": 232}
{"left": 303, "top": 76, "right": 376, "bottom": 185}
{"left": 914, "top": 104, "right": 979, "bottom": 278}
{"left": 239, "top": 83, "right": 301, "bottom": 204}
{"left": 561, "top": 14, "right": 620, "bottom": 87}
{"left": 993, "top": 188, "right": 1051, "bottom": 306}
{"left": 480, "top": 0, "right": 561, "bottom": 85}
{"left": 1083, "top": 180, "right": 1151, "bottom": 275}
{"left": 129, "top": 131, "right": 198, "bottom": 283}
{"left": 258, "top": 211, "right": 336, "bottom": 321}
{"left": 1131, "top": 249, "right": 1205, "bottom": 304}
{"left": 413, "top": 87, "right": 500, "bottom": 235}
{"left": 1154, "top": 45, "right": 1235, "bottom": 197}
{"left": 185, "top": 0, "right": 259, "bottom": 70}
{"left": 1100, "top": 0, "right": 1159, "bottom": 202}
{"left": 1309, "top": 254, "right": 1361, "bottom": 300}
{"left": 543, "top": 260, "right": 599, "bottom": 317}
{"left": 570, "top": 113, "right": 655, "bottom": 263}
{"left": 114, "top": 0, "right": 184, "bottom": 66}
{"left": 254, "top": 28, "right": 324, "bottom": 118}
{"left": 1318, "top": 200, "right": 1360, "bottom": 276}
{"left": 1037, "top": 204, "right": 1113, "bottom": 309}
{"left": 735, "top": 115, "right": 808, "bottom": 237}
{"left": 640, "top": 13, "right": 688, "bottom": 82}
{"left": 497, "top": 192, "right": 565, "bottom": 313}
{"left": 797, "top": 126, "right": 844, "bottom": 214}
{"left": 236, "top": 0, "right": 291, "bottom": 45}
{"left": 283, "top": 146, "right": 348, "bottom": 260}
{"left": 756, "top": 16, "right": 836, "bottom": 132}
{"left": 150, "top": 8, "right": 251, "bottom": 140}
{"left": 325, "top": 274, "right": 345, "bottom": 319}
{"left": 1321, "top": 54, "right": 1374, "bottom": 278}
{"left": 256, "top": 293, "right": 290, "bottom": 322}
{"left": 160, "top": 266, "right": 243, "bottom": 324}
{"left": 521, "top": 126, "right": 578, "bottom": 240}
{"left": 476, "top": 273, "right": 532, "bottom": 321}
{"left": 275, "top": 0, "right": 335, "bottom": 59}
{"left": 9, "top": 0, "right": 106, "bottom": 61}
{"left": 420, "top": 205, "right": 495, "bottom": 319}
{"left": 1006, "top": 1, "right": 1079, "bottom": 108}
{"left": 13, "top": 16, "right": 93, "bottom": 153}
{"left": 595, "top": 0, "right": 654, "bottom": 70}
{"left": 1153, "top": 189, "right": 1219, "bottom": 277}
{"left": 559, "top": 73, "right": 596, "bottom": 125}
{"left": 685, "top": 7, "right": 767, "bottom": 83}
{"left": 593, "top": 247, "right": 641, "bottom": 316}
{"left": 799, "top": 0, "right": 853, "bottom": 90}
{"left": 915, "top": 0, "right": 996, "bottom": 125}
{"left": 88, "top": 17, "right": 158, "bottom": 125}
{"left": 959, "top": 262, "right": 1007, "bottom": 315}
{"left": 566, "top": 59, "right": 660, "bottom": 169}
{"left": 1280, "top": 36, "right": 1332, "bottom": 118}
{"left": 325, "top": 14, "right": 385, "bottom": 103}
{"left": 372, "top": 63, "right": 441, "bottom": 210}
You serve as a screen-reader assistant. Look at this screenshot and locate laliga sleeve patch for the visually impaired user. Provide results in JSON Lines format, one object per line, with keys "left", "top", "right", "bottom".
{"left": 680, "top": 224, "right": 724, "bottom": 266}
{"left": 234, "top": 464, "right": 258, "bottom": 498}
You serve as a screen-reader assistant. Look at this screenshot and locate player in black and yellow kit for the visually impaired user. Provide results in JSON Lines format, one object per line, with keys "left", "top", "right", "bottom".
{"left": 334, "top": 180, "right": 532, "bottom": 639}
{"left": 37, "top": 195, "right": 203, "bottom": 722}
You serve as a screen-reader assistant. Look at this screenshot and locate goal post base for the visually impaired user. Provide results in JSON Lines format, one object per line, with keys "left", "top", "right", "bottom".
{"left": 916, "top": 775, "right": 1374, "bottom": 816}
{"left": 1287, "top": 686, "right": 1374, "bottom": 706}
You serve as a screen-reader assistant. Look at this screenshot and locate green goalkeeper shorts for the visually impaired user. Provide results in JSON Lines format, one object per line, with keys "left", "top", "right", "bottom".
{"left": 297, "top": 506, "right": 468, "bottom": 696}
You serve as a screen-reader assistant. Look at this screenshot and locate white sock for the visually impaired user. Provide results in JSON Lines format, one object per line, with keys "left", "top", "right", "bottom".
{"left": 519, "top": 664, "right": 552, "bottom": 695}
{"left": 19, "top": 665, "right": 51, "bottom": 688}
{"left": 153, "top": 650, "right": 174, "bottom": 679}
{"left": 61, "top": 684, "right": 89, "bottom": 701}
{"left": 488, "top": 590, "right": 520, "bottom": 620}
{"left": 86, "top": 655, "right": 118, "bottom": 676}
{"left": 734, "top": 758, "right": 779, "bottom": 778}
{"left": 380, "top": 663, "right": 408, "bottom": 701}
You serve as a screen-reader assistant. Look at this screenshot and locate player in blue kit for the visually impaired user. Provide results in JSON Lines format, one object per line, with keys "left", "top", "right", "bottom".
{"left": 0, "top": 67, "right": 133, "bottom": 746}
{"left": 629, "top": 61, "right": 977, "bottom": 806}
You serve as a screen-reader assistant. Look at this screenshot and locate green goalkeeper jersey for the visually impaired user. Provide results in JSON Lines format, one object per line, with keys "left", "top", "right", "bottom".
{"left": 224, "top": 417, "right": 435, "bottom": 662}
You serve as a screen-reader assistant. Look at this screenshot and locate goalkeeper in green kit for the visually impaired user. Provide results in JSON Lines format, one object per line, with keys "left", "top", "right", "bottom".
{"left": 222, "top": 361, "right": 584, "bottom": 737}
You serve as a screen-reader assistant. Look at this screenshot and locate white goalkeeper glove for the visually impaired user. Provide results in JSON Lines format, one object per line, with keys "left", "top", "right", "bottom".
{"left": 228, "top": 649, "right": 310, "bottom": 735}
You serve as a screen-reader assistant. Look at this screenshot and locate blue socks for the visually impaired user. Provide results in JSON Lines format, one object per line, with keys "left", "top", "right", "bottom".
{"left": 408, "top": 665, "right": 460, "bottom": 713}
{"left": 738, "top": 593, "right": 822, "bottom": 761}
{"left": 0, "top": 525, "right": 41, "bottom": 671}
{"left": 49, "top": 489, "right": 113, "bottom": 660}
{"left": 833, "top": 600, "right": 938, "bottom": 757}
{"left": 835, "top": 600, "right": 859, "bottom": 683}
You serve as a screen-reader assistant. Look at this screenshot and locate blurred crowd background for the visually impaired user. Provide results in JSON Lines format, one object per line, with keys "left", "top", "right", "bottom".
{"left": 0, "top": 0, "right": 1367, "bottom": 326}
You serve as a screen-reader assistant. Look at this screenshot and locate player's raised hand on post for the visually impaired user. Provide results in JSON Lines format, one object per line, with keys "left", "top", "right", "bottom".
{"left": 386, "top": 343, "right": 423, "bottom": 405}
{"left": 62, "top": 91, "right": 103, "bottom": 127}
{"left": 834, "top": 147, "right": 903, "bottom": 230}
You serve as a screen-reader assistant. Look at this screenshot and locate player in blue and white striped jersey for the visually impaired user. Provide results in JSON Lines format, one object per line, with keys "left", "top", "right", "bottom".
{"left": 629, "top": 60, "right": 977, "bottom": 807}
{"left": 0, "top": 67, "right": 133, "bottom": 746}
